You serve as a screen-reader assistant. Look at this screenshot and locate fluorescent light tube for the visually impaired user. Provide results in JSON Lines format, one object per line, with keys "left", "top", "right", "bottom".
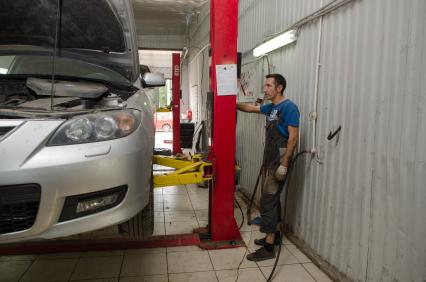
{"left": 253, "top": 29, "right": 297, "bottom": 57}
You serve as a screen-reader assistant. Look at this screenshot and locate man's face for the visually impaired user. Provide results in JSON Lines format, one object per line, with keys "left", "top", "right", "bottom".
{"left": 263, "top": 78, "right": 282, "bottom": 100}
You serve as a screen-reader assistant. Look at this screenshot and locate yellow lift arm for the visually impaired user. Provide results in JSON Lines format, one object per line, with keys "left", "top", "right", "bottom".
{"left": 152, "top": 154, "right": 213, "bottom": 188}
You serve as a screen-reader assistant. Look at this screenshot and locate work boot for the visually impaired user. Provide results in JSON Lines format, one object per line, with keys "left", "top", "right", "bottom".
{"left": 254, "top": 233, "right": 282, "bottom": 246}
{"left": 246, "top": 246, "right": 275, "bottom": 261}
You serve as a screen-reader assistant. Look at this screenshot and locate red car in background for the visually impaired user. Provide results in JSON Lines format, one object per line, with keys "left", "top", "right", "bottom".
{"left": 155, "top": 112, "right": 173, "bottom": 132}
{"left": 154, "top": 109, "right": 192, "bottom": 132}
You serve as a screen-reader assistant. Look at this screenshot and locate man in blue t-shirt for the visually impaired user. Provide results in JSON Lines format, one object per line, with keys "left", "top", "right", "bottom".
{"left": 237, "top": 74, "right": 300, "bottom": 261}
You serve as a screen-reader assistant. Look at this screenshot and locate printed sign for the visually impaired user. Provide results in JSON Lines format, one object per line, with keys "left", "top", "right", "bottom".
{"left": 216, "top": 64, "right": 237, "bottom": 96}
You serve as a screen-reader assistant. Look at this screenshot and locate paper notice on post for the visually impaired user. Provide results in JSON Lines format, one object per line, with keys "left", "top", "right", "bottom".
{"left": 216, "top": 64, "right": 237, "bottom": 96}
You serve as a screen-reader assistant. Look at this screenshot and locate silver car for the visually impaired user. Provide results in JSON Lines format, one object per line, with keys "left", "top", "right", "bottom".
{"left": 0, "top": 0, "right": 162, "bottom": 243}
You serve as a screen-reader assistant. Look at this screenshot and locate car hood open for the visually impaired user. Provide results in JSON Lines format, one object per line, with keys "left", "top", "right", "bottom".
{"left": 0, "top": 0, "right": 139, "bottom": 84}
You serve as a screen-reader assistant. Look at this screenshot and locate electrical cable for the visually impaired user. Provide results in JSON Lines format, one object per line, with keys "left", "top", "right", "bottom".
{"left": 265, "top": 55, "right": 271, "bottom": 74}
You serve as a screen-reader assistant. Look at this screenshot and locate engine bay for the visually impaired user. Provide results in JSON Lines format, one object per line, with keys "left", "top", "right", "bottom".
{"left": 0, "top": 77, "right": 137, "bottom": 118}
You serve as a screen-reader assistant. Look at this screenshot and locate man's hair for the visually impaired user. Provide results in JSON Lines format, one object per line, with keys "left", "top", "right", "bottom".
{"left": 265, "top": 74, "right": 286, "bottom": 94}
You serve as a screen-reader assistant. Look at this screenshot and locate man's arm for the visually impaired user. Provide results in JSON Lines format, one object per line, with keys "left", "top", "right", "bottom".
{"left": 236, "top": 102, "right": 261, "bottom": 113}
{"left": 282, "top": 126, "right": 299, "bottom": 167}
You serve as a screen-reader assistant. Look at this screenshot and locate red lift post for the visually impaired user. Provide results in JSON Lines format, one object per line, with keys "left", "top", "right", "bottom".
{"left": 208, "top": 0, "right": 241, "bottom": 243}
{"left": 172, "top": 53, "right": 182, "bottom": 155}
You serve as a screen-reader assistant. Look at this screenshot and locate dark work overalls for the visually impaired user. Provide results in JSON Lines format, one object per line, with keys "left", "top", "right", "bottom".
{"left": 260, "top": 110, "right": 288, "bottom": 234}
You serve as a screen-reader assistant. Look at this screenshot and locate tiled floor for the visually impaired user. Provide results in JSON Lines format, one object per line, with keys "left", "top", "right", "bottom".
{"left": 0, "top": 184, "right": 332, "bottom": 282}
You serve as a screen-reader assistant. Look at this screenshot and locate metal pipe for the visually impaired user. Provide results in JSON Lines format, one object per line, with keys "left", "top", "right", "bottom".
{"left": 311, "top": 0, "right": 324, "bottom": 164}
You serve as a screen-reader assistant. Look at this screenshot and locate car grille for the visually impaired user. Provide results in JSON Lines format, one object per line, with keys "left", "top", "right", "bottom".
{"left": 0, "top": 126, "right": 15, "bottom": 139}
{"left": 0, "top": 184, "right": 41, "bottom": 234}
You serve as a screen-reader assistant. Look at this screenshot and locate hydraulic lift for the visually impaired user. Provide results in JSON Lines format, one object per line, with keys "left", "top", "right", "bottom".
{"left": 152, "top": 154, "right": 213, "bottom": 188}
{"left": 0, "top": 0, "right": 241, "bottom": 255}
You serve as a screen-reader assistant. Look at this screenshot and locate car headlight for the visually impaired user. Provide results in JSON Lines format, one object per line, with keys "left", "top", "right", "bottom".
{"left": 47, "top": 109, "right": 141, "bottom": 146}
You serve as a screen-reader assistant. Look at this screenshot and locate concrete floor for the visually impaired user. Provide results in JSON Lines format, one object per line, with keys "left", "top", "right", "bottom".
{"left": 0, "top": 183, "right": 332, "bottom": 282}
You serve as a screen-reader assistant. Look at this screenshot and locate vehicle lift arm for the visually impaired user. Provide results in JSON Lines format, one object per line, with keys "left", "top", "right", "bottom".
{"left": 152, "top": 154, "right": 213, "bottom": 188}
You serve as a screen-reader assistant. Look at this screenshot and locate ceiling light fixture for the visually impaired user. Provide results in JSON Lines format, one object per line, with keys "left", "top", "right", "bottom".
{"left": 253, "top": 29, "right": 297, "bottom": 57}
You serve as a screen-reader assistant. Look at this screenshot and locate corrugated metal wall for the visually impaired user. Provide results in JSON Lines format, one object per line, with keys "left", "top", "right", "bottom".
{"left": 187, "top": 0, "right": 426, "bottom": 281}
{"left": 236, "top": 0, "right": 426, "bottom": 281}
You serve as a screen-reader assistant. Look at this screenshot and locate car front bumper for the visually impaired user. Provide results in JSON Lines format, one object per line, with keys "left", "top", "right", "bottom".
{"left": 0, "top": 119, "right": 153, "bottom": 244}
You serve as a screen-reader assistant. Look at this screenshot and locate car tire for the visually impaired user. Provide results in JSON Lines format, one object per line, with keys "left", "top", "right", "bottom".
{"left": 119, "top": 172, "right": 154, "bottom": 239}
{"left": 162, "top": 124, "right": 171, "bottom": 132}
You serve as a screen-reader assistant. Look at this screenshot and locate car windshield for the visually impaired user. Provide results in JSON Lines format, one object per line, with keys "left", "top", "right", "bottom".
{"left": 0, "top": 0, "right": 133, "bottom": 85}
{"left": 0, "top": 0, "right": 126, "bottom": 52}
{"left": 0, "top": 55, "right": 129, "bottom": 84}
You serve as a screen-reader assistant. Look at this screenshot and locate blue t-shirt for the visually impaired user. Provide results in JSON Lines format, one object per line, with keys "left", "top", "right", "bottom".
{"left": 260, "top": 99, "right": 300, "bottom": 139}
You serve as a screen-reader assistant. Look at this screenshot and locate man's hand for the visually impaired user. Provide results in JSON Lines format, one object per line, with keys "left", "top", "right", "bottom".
{"left": 275, "top": 165, "right": 287, "bottom": 181}
{"left": 236, "top": 102, "right": 261, "bottom": 113}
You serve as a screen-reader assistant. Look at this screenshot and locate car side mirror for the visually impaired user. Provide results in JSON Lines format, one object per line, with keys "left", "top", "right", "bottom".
{"left": 142, "top": 73, "right": 166, "bottom": 88}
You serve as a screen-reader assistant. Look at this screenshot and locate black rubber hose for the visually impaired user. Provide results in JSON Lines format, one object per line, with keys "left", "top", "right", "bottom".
{"left": 234, "top": 198, "right": 245, "bottom": 230}
{"left": 246, "top": 164, "right": 264, "bottom": 225}
{"left": 267, "top": 150, "right": 310, "bottom": 282}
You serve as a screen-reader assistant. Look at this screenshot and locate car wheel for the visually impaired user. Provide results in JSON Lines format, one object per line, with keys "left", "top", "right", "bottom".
{"left": 162, "top": 124, "right": 171, "bottom": 132}
{"left": 119, "top": 172, "right": 154, "bottom": 239}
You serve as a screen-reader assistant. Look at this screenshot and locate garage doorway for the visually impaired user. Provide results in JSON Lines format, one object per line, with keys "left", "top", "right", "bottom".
{"left": 139, "top": 49, "right": 176, "bottom": 150}
{"left": 155, "top": 81, "right": 173, "bottom": 150}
